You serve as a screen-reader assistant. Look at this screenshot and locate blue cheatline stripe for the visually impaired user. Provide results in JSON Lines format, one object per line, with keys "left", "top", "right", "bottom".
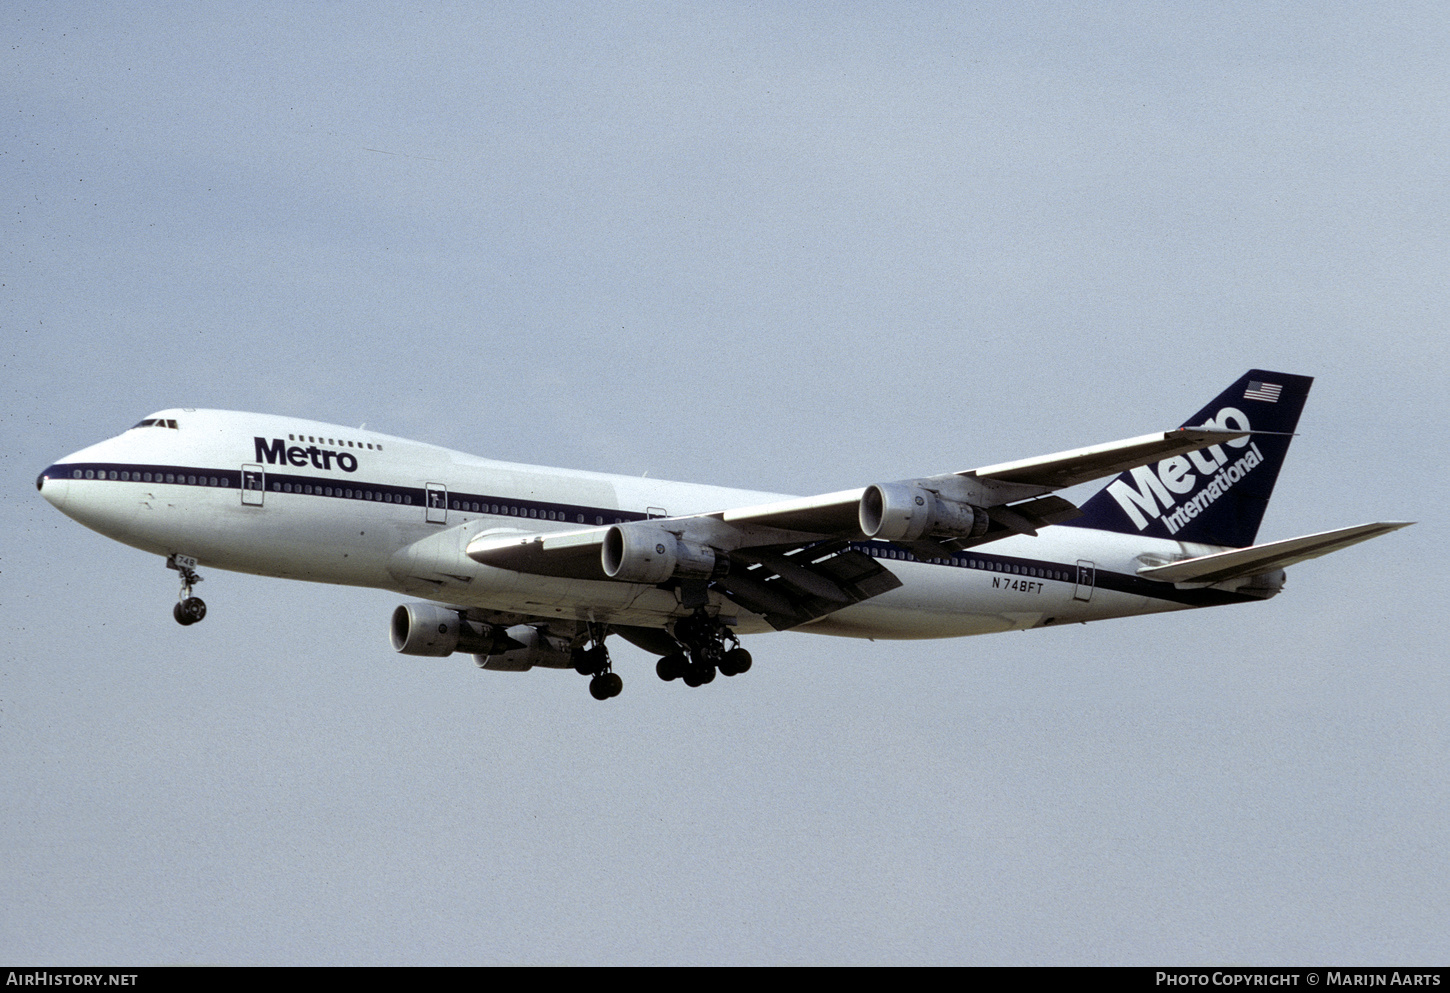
{"left": 39, "top": 461, "right": 651, "bottom": 527}
{"left": 848, "top": 540, "right": 1255, "bottom": 607}
{"left": 41, "top": 462, "right": 1258, "bottom": 608}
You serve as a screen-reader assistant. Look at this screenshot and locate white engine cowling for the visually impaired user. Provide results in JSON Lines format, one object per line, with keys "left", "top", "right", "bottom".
{"left": 390, "top": 603, "right": 515, "bottom": 657}
{"left": 859, "top": 483, "right": 990, "bottom": 542}
{"left": 601, "top": 523, "right": 726, "bottom": 584}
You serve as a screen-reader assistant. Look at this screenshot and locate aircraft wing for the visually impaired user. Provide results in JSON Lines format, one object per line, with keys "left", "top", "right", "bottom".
{"left": 1136, "top": 521, "right": 1413, "bottom": 586}
{"left": 466, "top": 527, "right": 901, "bottom": 630}
{"left": 465, "top": 426, "right": 1257, "bottom": 628}
{"left": 713, "top": 426, "right": 1251, "bottom": 540}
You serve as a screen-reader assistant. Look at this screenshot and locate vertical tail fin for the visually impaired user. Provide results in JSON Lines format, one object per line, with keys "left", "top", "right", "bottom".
{"left": 1064, "top": 370, "right": 1314, "bottom": 547}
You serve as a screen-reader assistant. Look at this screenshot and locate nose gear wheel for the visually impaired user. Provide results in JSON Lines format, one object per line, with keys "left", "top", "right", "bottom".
{"left": 167, "top": 554, "right": 207, "bottom": 626}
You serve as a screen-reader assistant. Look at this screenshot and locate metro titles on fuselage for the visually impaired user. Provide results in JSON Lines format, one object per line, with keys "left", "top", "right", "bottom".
{"left": 253, "top": 436, "right": 359, "bottom": 473}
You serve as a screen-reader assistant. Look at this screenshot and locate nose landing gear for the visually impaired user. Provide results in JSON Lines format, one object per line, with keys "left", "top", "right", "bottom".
{"left": 167, "top": 554, "right": 206, "bottom": 626}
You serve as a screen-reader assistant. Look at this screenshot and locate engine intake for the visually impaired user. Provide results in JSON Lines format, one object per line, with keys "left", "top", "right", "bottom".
{"left": 601, "top": 523, "right": 728, "bottom": 584}
{"left": 859, "top": 483, "right": 990, "bottom": 542}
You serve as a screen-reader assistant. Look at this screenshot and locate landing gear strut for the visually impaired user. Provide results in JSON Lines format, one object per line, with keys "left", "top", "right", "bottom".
{"left": 572, "top": 624, "right": 622, "bottom": 701}
{"left": 658, "top": 608, "right": 751, "bottom": 687}
{"left": 167, "top": 554, "right": 207, "bottom": 626}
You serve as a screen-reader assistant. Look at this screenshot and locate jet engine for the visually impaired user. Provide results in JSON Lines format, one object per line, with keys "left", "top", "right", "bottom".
{"left": 389, "top": 603, "right": 519, "bottom": 657}
{"left": 859, "top": 483, "right": 990, "bottom": 542}
{"left": 601, "top": 523, "right": 729, "bottom": 585}
{"left": 474, "top": 625, "right": 575, "bottom": 671}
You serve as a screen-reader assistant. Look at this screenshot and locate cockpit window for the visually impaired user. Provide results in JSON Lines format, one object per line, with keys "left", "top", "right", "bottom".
{"left": 130, "top": 419, "right": 179, "bottom": 430}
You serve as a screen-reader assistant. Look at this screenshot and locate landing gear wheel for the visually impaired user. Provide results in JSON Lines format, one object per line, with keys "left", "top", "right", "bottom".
{"left": 167, "top": 555, "right": 206, "bottom": 624}
{"left": 173, "top": 597, "right": 206, "bottom": 626}
{"left": 670, "top": 607, "right": 751, "bottom": 686}
{"left": 589, "top": 672, "right": 623, "bottom": 700}
{"left": 656, "top": 653, "right": 687, "bottom": 681}
{"left": 720, "top": 647, "right": 752, "bottom": 676}
{"left": 579, "top": 626, "right": 620, "bottom": 700}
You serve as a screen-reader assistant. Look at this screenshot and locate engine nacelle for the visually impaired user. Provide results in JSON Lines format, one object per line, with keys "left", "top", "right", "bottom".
{"left": 474, "top": 625, "right": 575, "bottom": 671}
{"left": 1230, "top": 569, "right": 1286, "bottom": 600}
{"left": 601, "top": 523, "right": 728, "bottom": 584}
{"left": 859, "top": 483, "right": 990, "bottom": 542}
{"left": 389, "top": 603, "right": 516, "bottom": 657}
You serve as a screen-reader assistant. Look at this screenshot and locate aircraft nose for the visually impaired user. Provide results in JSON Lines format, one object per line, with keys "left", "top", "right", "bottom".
{"left": 37, "top": 466, "right": 69, "bottom": 510}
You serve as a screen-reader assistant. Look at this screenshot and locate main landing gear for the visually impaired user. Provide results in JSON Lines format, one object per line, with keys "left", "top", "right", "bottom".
{"left": 572, "top": 626, "right": 622, "bottom": 701}
{"left": 167, "top": 554, "right": 207, "bottom": 626}
{"left": 656, "top": 608, "right": 752, "bottom": 688}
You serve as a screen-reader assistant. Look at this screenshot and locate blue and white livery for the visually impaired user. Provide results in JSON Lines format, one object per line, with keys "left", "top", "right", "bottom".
{"left": 36, "top": 371, "right": 1409, "bottom": 700}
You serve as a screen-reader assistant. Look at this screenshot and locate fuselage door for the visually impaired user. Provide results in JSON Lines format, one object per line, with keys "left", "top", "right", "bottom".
{"left": 425, "top": 483, "right": 448, "bottom": 524}
{"left": 241, "top": 464, "right": 265, "bottom": 507}
{"left": 1073, "top": 560, "right": 1095, "bottom": 602}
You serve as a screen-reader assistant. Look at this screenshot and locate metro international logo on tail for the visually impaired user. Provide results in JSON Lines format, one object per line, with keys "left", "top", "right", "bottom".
{"left": 1104, "top": 406, "right": 1264, "bottom": 534}
{"left": 1157, "top": 440, "right": 1265, "bottom": 536}
{"left": 1065, "top": 370, "right": 1314, "bottom": 549}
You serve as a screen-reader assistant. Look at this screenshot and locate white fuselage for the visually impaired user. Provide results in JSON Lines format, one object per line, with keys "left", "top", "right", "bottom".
{"left": 38, "top": 409, "right": 1257, "bottom": 641}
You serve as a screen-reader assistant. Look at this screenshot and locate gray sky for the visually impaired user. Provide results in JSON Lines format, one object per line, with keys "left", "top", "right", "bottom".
{"left": 3, "top": 2, "right": 1446, "bottom": 965}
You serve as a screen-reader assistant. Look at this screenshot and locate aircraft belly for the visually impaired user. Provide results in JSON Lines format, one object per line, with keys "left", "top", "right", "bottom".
{"left": 802, "top": 605, "right": 1024, "bottom": 639}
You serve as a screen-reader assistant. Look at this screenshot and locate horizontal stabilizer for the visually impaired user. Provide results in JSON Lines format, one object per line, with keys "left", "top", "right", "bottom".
{"left": 1137, "top": 521, "right": 1413, "bottom": 586}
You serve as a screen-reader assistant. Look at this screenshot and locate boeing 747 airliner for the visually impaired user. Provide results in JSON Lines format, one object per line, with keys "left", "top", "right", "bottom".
{"left": 37, "top": 370, "right": 1408, "bottom": 700}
